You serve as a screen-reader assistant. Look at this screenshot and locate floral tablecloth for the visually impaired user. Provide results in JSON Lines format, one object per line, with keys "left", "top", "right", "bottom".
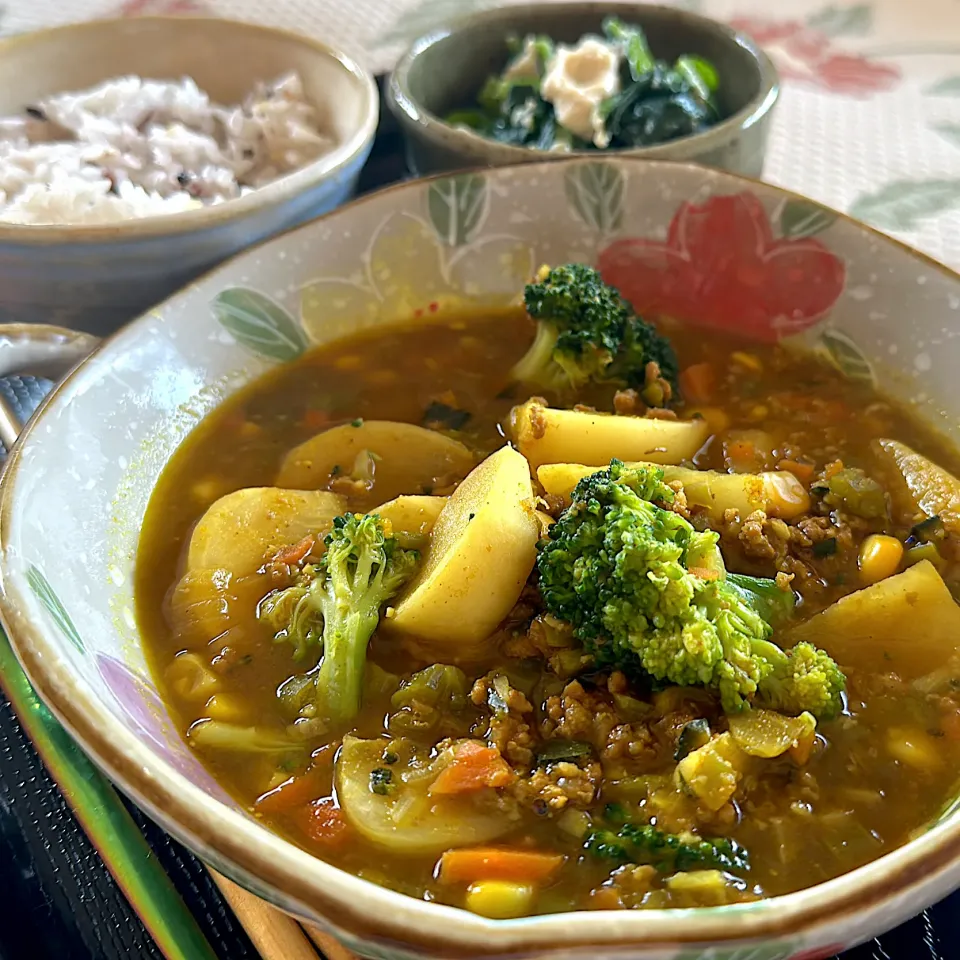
{"left": 3, "top": 0, "right": 960, "bottom": 267}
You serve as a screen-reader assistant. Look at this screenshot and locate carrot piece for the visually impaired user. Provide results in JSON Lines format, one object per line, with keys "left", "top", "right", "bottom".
{"left": 778, "top": 459, "right": 815, "bottom": 484}
{"left": 297, "top": 797, "right": 350, "bottom": 848}
{"left": 429, "top": 741, "right": 514, "bottom": 796}
{"left": 254, "top": 767, "right": 326, "bottom": 815}
{"left": 272, "top": 535, "right": 316, "bottom": 567}
{"left": 678, "top": 363, "right": 716, "bottom": 404}
{"left": 302, "top": 408, "right": 331, "bottom": 431}
{"left": 823, "top": 460, "right": 844, "bottom": 480}
{"left": 438, "top": 847, "right": 564, "bottom": 885}
{"left": 789, "top": 728, "right": 817, "bottom": 766}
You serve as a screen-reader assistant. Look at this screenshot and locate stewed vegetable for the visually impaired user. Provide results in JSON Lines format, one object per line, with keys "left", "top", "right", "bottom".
{"left": 137, "top": 264, "right": 960, "bottom": 919}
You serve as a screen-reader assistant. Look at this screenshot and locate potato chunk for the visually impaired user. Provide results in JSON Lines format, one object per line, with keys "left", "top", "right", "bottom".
{"left": 187, "top": 488, "right": 346, "bottom": 577}
{"left": 789, "top": 560, "right": 960, "bottom": 677}
{"left": 276, "top": 420, "right": 475, "bottom": 502}
{"left": 336, "top": 737, "right": 510, "bottom": 855}
{"left": 875, "top": 439, "right": 960, "bottom": 533}
{"left": 389, "top": 446, "right": 539, "bottom": 652}
{"left": 512, "top": 400, "right": 708, "bottom": 469}
{"left": 537, "top": 462, "right": 809, "bottom": 520}
{"left": 370, "top": 495, "right": 447, "bottom": 549}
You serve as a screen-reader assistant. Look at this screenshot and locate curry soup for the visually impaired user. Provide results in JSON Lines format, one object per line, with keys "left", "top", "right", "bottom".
{"left": 136, "top": 300, "right": 960, "bottom": 919}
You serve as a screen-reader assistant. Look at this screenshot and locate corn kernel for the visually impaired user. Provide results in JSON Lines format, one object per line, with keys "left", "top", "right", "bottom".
{"left": 886, "top": 726, "right": 943, "bottom": 771}
{"left": 465, "top": 880, "right": 535, "bottom": 919}
{"left": 204, "top": 693, "right": 249, "bottom": 724}
{"left": 858, "top": 534, "right": 904, "bottom": 585}
{"left": 731, "top": 351, "right": 763, "bottom": 373}
{"left": 688, "top": 407, "right": 732, "bottom": 435}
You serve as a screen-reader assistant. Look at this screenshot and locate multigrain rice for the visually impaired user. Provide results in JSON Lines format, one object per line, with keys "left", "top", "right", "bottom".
{"left": 0, "top": 72, "right": 334, "bottom": 225}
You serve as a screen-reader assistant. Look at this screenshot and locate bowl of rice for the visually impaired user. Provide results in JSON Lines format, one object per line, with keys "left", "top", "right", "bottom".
{"left": 0, "top": 16, "right": 378, "bottom": 333}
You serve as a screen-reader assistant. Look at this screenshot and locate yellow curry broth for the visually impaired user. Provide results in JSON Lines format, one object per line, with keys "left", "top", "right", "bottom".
{"left": 136, "top": 308, "right": 960, "bottom": 915}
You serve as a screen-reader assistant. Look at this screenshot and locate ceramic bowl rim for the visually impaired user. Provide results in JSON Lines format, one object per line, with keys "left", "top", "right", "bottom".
{"left": 387, "top": 1, "right": 780, "bottom": 164}
{"left": 0, "top": 15, "right": 379, "bottom": 246}
{"left": 3, "top": 157, "right": 960, "bottom": 953}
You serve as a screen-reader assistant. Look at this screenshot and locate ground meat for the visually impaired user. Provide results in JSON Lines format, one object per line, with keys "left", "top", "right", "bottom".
{"left": 327, "top": 474, "right": 370, "bottom": 497}
{"left": 603, "top": 721, "right": 660, "bottom": 765}
{"left": 724, "top": 507, "right": 864, "bottom": 600}
{"left": 613, "top": 388, "right": 642, "bottom": 416}
{"left": 541, "top": 679, "right": 662, "bottom": 769}
{"left": 542, "top": 680, "right": 621, "bottom": 747}
{"left": 511, "top": 758, "right": 602, "bottom": 812}
{"left": 472, "top": 673, "right": 537, "bottom": 769}
{"left": 470, "top": 673, "right": 534, "bottom": 714}
{"left": 488, "top": 713, "right": 536, "bottom": 769}
{"left": 644, "top": 406, "right": 678, "bottom": 421}
{"left": 610, "top": 864, "right": 658, "bottom": 907}
{"left": 664, "top": 480, "right": 691, "bottom": 521}
{"left": 540, "top": 492, "right": 567, "bottom": 517}
{"left": 527, "top": 398, "right": 548, "bottom": 439}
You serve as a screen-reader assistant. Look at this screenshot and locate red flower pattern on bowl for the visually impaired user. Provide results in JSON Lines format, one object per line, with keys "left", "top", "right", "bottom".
{"left": 597, "top": 192, "right": 846, "bottom": 343}
{"left": 730, "top": 16, "right": 900, "bottom": 95}
{"left": 118, "top": 0, "right": 208, "bottom": 15}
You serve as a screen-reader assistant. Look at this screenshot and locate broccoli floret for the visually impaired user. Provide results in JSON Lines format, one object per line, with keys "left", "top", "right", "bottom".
{"left": 585, "top": 821, "right": 749, "bottom": 874}
{"left": 510, "top": 264, "right": 678, "bottom": 398}
{"left": 537, "top": 460, "right": 845, "bottom": 718}
{"left": 258, "top": 513, "right": 419, "bottom": 727}
{"left": 754, "top": 639, "right": 847, "bottom": 721}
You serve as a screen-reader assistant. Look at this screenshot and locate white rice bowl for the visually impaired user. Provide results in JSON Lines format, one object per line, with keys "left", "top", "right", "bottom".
{"left": 0, "top": 72, "right": 334, "bottom": 225}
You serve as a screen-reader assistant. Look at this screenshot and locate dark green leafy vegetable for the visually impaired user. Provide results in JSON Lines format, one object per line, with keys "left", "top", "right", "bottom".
{"left": 536, "top": 740, "right": 593, "bottom": 763}
{"left": 585, "top": 821, "right": 750, "bottom": 874}
{"left": 444, "top": 19, "right": 721, "bottom": 152}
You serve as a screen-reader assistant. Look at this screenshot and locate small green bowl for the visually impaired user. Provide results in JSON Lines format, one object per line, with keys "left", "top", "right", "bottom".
{"left": 387, "top": 1, "right": 779, "bottom": 178}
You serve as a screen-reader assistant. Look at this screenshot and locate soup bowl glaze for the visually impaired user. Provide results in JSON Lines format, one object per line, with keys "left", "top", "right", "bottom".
{"left": 1, "top": 158, "right": 960, "bottom": 960}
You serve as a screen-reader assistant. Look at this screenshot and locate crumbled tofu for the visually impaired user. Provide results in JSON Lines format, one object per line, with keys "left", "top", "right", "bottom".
{"left": 541, "top": 38, "right": 621, "bottom": 147}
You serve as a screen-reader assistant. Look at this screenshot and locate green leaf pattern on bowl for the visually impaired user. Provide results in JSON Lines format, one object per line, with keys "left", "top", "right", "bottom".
{"left": 565, "top": 162, "right": 626, "bottom": 233}
{"left": 673, "top": 941, "right": 799, "bottom": 960}
{"left": 27, "top": 565, "right": 85, "bottom": 653}
{"left": 212, "top": 287, "right": 308, "bottom": 362}
{"left": 780, "top": 200, "right": 837, "bottom": 239}
{"left": 817, "top": 328, "right": 876, "bottom": 385}
{"left": 427, "top": 174, "right": 489, "bottom": 247}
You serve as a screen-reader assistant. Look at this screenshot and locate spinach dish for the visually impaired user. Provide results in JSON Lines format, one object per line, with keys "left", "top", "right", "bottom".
{"left": 446, "top": 18, "right": 722, "bottom": 151}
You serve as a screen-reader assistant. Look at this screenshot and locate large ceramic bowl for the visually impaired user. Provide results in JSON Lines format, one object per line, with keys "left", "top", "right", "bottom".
{"left": 388, "top": 3, "right": 779, "bottom": 177}
{"left": 2, "top": 158, "right": 960, "bottom": 960}
{"left": 0, "top": 17, "right": 378, "bottom": 334}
